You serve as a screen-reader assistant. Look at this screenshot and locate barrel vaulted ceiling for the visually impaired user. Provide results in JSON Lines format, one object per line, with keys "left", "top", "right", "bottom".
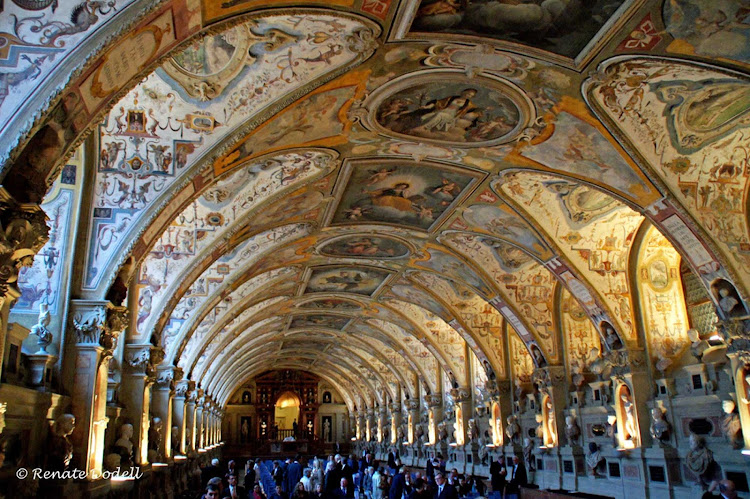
{"left": 2, "top": 0, "right": 750, "bottom": 409}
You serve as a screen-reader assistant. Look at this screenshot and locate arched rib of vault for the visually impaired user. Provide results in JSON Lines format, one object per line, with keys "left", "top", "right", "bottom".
{"left": 409, "top": 271, "right": 540, "bottom": 373}
{"left": 352, "top": 298, "right": 468, "bottom": 386}
{"left": 379, "top": 297, "right": 468, "bottom": 387}
{"left": 584, "top": 56, "right": 750, "bottom": 301}
{"left": 186, "top": 282, "right": 467, "bottom": 390}
{"left": 493, "top": 170, "right": 646, "bottom": 344}
{"left": 210, "top": 343, "right": 382, "bottom": 407}
{"left": 282, "top": 342, "right": 393, "bottom": 402}
{"left": 140, "top": 222, "right": 314, "bottom": 348}
{"left": 283, "top": 329, "right": 417, "bottom": 398}
{"left": 177, "top": 288, "right": 433, "bottom": 396}
{"left": 340, "top": 321, "right": 435, "bottom": 395}
{"left": 223, "top": 366, "right": 358, "bottom": 412}
{"left": 178, "top": 296, "right": 292, "bottom": 373}
{"left": 442, "top": 231, "right": 611, "bottom": 360}
{"left": 195, "top": 326, "right": 395, "bottom": 398}
{"left": 131, "top": 150, "right": 335, "bottom": 337}
{"left": 192, "top": 297, "right": 456, "bottom": 394}
{"left": 354, "top": 319, "right": 440, "bottom": 394}
{"left": 136, "top": 213, "right": 315, "bottom": 342}
{"left": 208, "top": 343, "right": 380, "bottom": 404}
{"left": 427, "top": 237, "right": 562, "bottom": 363}
{"left": 185, "top": 303, "right": 420, "bottom": 399}
{"left": 168, "top": 267, "right": 301, "bottom": 363}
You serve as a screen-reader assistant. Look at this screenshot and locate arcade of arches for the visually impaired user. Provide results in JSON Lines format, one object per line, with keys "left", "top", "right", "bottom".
{"left": 0, "top": 0, "right": 749, "bottom": 497}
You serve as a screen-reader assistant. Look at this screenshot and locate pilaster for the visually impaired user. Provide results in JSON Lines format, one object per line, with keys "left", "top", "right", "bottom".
{"left": 68, "top": 300, "right": 127, "bottom": 478}
{"left": 121, "top": 344, "right": 161, "bottom": 464}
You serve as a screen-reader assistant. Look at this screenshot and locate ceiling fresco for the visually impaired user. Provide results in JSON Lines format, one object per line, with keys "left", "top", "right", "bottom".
{"left": 5, "top": 0, "right": 750, "bottom": 409}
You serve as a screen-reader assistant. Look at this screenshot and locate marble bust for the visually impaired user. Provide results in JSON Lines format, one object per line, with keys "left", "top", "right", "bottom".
{"left": 586, "top": 442, "right": 603, "bottom": 476}
{"left": 649, "top": 407, "right": 670, "bottom": 444}
{"left": 721, "top": 400, "right": 743, "bottom": 449}
{"left": 46, "top": 414, "right": 75, "bottom": 471}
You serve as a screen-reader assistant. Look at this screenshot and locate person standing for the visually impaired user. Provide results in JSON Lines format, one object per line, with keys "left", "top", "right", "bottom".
{"left": 286, "top": 455, "right": 303, "bottom": 493}
{"left": 372, "top": 468, "right": 383, "bottom": 499}
{"left": 389, "top": 469, "right": 406, "bottom": 499}
{"left": 434, "top": 472, "right": 458, "bottom": 499}
{"left": 505, "top": 456, "right": 527, "bottom": 499}
{"left": 489, "top": 455, "right": 506, "bottom": 497}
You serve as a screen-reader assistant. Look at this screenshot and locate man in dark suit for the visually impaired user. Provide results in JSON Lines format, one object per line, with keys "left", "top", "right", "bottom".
{"left": 337, "top": 454, "right": 355, "bottom": 497}
{"left": 222, "top": 474, "right": 246, "bottom": 499}
{"left": 332, "top": 478, "right": 350, "bottom": 499}
{"left": 273, "top": 461, "right": 285, "bottom": 489}
{"left": 489, "top": 455, "right": 506, "bottom": 495}
{"left": 505, "top": 456, "right": 527, "bottom": 499}
{"left": 389, "top": 470, "right": 406, "bottom": 499}
{"left": 286, "top": 455, "right": 303, "bottom": 493}
{"left": 203, "top": 458, "right": 223, "bottom": 488}
{"left": 434, "top": 472, "right": 458, "bottom": 499}
{"left": 387, "top": 448, "right": 401, "bottom": 475}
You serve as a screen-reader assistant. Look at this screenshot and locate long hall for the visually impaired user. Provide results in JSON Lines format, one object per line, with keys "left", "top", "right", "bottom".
{"left": 0, "top": 0, "right": 748, "bottom": 497}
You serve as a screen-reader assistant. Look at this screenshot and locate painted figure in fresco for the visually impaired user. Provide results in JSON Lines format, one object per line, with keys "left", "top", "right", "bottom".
{"left": 345, "top": 237, "right": 393, "bottom": 256}
{"left": 416, "top": 88, "right": 479, "bottom": 133}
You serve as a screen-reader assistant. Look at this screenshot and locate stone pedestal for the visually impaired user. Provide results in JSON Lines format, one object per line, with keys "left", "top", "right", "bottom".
{"left": 560, "top": 445, "right": 584, "bottom": 492}
{"left": 536, "top": 448, "right": 562, "bottom": 491}
{"left": 643, "top": 445, "right": 680, "bottom": 497}
{"left": 27, "top": 352, "right": 56, "bottom": 390}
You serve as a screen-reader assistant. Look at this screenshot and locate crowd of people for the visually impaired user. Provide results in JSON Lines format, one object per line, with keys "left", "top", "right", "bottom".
{"left": 195, "top": 450, "right": 525, "bottom": 499}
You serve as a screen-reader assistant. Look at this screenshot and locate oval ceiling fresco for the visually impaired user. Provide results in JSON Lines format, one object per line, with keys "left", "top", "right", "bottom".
{"left": 365, "top": 70, "right": 534, "bottom": 147}
{"left": 318, "top": 234, "right": 411, "bottom": 259}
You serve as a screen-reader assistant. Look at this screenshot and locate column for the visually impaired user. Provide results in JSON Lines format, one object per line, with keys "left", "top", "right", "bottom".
{"left": 356, "top": 411, "right": 365, "bottom": 441}
{"left": 68, "top": 300, "right": 127, "bottom": 477}
{"left": 377, "top": 407, "right": 387, "bottom": 444}
{"left": 195, "top": 394, "right": 205, "bottom": 450}
{"left": 121, "top": 344, "right": 161, "bottom": 465}
{"left": 426, "top": 394, "right": 443, "bottom": 455}
{"left": 390, "top": 403, "right": 402, "bottom": 446}
{"left": 185, "top": 389, "right": 197, "bottom": 454}
{"left": 152, "top": 365, "right": 180, "bottom": 461}
{"left": 207, "top": 406, "right": 214, "bottom": 447}
{"left": 532, "top": 366, "right": 567, "bottom": 490}
{"left": 452, "top": 388, "right": 471, "bottom": 446}
{"left": 173, "top": 379, "right": 193, "bottom": 455}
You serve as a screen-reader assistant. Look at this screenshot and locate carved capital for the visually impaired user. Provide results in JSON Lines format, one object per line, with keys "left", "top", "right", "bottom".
{"left": 0, "top": 188, "right": 49, "bottom": 296}
{"left": 71, "top": 300, "right": 126, "bottom": 351}
{"left": 175, "top": 379, "right": 193, "bottom": 398}
{"left": 155, "top": 366, "right": 177, "bottom": 390}
{"left": 406, "top": 399, "right": 420, "bottom": 411}
{"left": 425, "top": 394, "right": 443, "bottom": 407}
{"left": 717, "top": 318, "right": 750, "bottom": 356}
{"left": 124, "top": 344, "right": 158, "bottom": 376}
{"left": 450, "top": 388, "right": 472, "bottom": 403}
{"left": 532, "top": 366, "right": 566, "bottom": 389}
